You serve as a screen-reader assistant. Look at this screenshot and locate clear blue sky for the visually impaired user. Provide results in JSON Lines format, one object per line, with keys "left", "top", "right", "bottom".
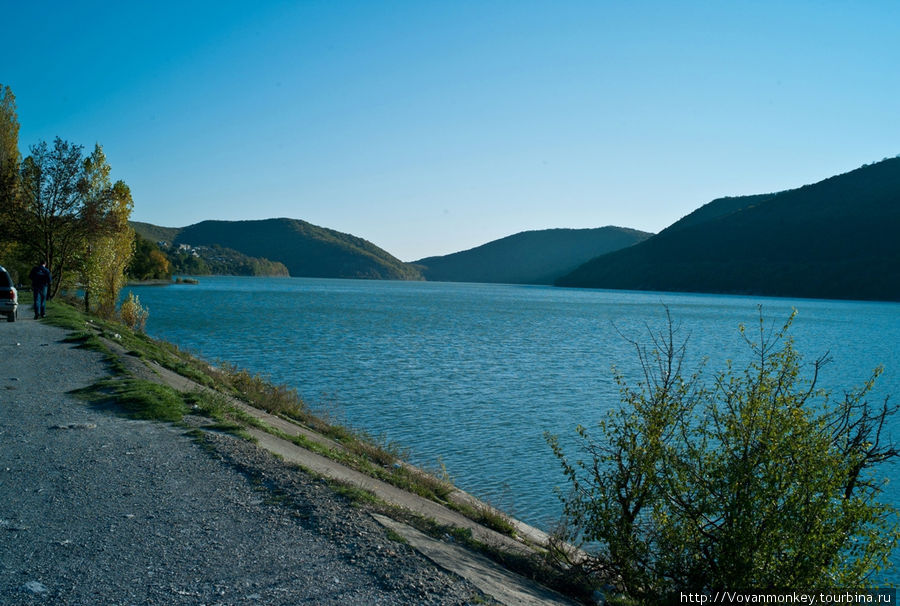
{"left": 4, "top": 1, "right": 899, "bottom": 261}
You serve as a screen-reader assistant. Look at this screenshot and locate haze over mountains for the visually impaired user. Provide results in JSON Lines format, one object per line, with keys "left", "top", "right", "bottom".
{"left": 133, "top": 156, "right": 900, "bottom": 301}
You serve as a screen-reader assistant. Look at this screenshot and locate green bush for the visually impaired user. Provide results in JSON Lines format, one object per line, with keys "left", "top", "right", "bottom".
{"left": 548, "top": 309, "right": 898, "bottom": 602}
{"left": 119, "top": 292, "right": 148, "bottom": 332}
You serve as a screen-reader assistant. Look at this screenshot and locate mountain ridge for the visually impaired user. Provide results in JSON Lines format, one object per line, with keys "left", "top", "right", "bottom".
{"left": 132, "top": 219, "right": 653, "bottom": 284}
{"left": 134, "top": 218, "right": 423, "bottom": 281}
{"left": 414, "top": 226, "right": 652, "bottom": 285}
{"left": 557, "top": 157, "right": 900, "bottom": 301}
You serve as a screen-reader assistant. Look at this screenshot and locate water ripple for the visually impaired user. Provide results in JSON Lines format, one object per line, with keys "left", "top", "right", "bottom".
{"left": 126, "top": 277, "right": 900, "bottom": 534}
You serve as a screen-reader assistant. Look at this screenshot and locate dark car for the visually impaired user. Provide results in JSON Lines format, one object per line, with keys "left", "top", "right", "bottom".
{"left": 0, "top": 265, "right": 18, "bottom": 322}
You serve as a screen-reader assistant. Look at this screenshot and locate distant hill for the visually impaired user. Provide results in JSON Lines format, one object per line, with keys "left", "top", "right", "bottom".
{"left": 167, "top": 218, "right": 422, "bottom": 280}
{"left": 131, "top": 221, "right": 181, "bottom": 245}
{"left": 557, "top": 157, "right": 900, "bottom": 301}
{"left": 414, "top": 227, "right": 652, "bottom": 285}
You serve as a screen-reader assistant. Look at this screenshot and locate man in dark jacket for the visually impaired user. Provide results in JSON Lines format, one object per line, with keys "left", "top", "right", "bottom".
{"left": 29, "top": 261, "right": 51, "bottom": 319}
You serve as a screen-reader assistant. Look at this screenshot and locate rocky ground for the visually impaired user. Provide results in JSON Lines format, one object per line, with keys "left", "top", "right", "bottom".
{"left": 0, "top": 315, "right": 496, "bottom": 605}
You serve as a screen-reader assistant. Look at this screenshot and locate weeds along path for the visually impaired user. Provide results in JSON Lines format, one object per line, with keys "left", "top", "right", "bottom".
{"left": 0, "top": 315, "right": 494, "bottom": 605}
{"left": 97, "top": 321, "right": 580, "bottom": 606}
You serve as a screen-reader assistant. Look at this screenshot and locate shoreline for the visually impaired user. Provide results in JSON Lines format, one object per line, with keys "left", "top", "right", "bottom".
{"left": 12, "top": 300, "right": 585, "bottom": 605}
{"left": 126, "top": 278, "right": 173, "bottom": 286}
{"left": 1, "top": 314, "right": 493, "bottom": 604}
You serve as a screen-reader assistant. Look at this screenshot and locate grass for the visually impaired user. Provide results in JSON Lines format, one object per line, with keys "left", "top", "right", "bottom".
{"left": 43, "top": 299, "right": 462, "bottom": 501}
{"left": 45, "top": 296, "right": 216, "bottom": 386}
{"left": 327, "top": 479, "right": 380, "bottom": 506}
{"left": 41, "top": 296, "right": 594, "bottom": 602}
{"left": 390, "top": 507, "right": 597, "bottom": 604}
{"left": 384, "top": 528, "right": 409, "bottom": 545}
{"left": 47, "top": 296, "right": 512, "bottom": 524}
{"left": 182, "top": 390, "right": 255, "bottom": 439}
{"left": 75, "top": 378, "right": 188, "bottom": 422}
{"left": 455, "top": 501, "right": 518, "bottom": 537}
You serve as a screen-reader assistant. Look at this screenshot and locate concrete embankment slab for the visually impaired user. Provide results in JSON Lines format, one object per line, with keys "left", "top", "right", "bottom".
{"left": 371, "top": 514, "right": 577, "bottom": 606}
{"left": 101, "top": 331, "right": 580, "bottom": 605}
{"left": 243, "top": 429, "right": 578, "bottom": 606}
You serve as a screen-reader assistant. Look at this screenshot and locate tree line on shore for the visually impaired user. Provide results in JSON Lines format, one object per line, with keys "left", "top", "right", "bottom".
{"left": 0, "top": 84, "right": 139, "bottom": 319}
{"left": 0, "top": 84, "right": 202, "bottom": 318}
{"left": 128, "top": 235, "right": 290, "bottom": 279}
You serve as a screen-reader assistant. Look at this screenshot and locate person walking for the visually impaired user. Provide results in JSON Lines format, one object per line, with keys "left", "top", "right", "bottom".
{"left": 29, "top": 261, "right": 51, "bottom": 319}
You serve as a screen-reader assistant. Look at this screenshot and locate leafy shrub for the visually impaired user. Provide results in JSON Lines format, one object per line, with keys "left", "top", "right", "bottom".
{"left": 119, "top": 292, "right": 148, "bottom": 332}
{"left": 548, "top": 309, "right": 898, "bottom": 602}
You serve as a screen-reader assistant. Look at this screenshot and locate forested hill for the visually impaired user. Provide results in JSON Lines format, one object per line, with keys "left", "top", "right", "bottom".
{"left": 170, "top": 218, "right": 423, "bottom": 280}
{"left": 659, "top": 193, "right": 777, "bottom": 235}
{"left": 130, "top": 221, "right": 181, "bottom": 245}
{"left": 414, "top": 227, "right": 652, "bottom": 285}
{"left": 557, "top": 157, "right": 900, "bottom": 301}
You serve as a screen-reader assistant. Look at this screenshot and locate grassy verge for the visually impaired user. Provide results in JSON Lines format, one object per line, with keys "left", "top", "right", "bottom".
{"left": 75, "top": 378, "right": 188, "bottom": 422}
{"left": 43, "top": 296, "right": 592, "bottom": 602}
{"left": 43, "top": 297, "right": 493, "bottom": 514}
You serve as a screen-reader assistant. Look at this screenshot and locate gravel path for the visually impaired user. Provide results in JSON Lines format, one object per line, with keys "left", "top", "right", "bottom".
{"left": 0, "top": 316, "right": 493, "bottom": 605}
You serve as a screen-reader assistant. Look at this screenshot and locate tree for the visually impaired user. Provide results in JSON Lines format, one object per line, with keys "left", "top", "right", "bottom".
{"left": 0, "top": 84, "right": 17, "bottom": 163}
{"left": 548, "top": 309, "right": 898, "bottom": 602}
{"left": 0, "top": 91, "right": 134, "bottom": 303}
{"left": 0, "top": 84, "right": 21, "bottom": 258}
{"left": 10, "top": 138, "right": 133, "bottom": 301}
{"left": 80, "top": 145, "right": 134, "bottom": 317}
{"left": 128, "top": 234, "right": 172, "bottom": 280}
{"left": 13, "top": 138, "right": 90, "bottom": 296}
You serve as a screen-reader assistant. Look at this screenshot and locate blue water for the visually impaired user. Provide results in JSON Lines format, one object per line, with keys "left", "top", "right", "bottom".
{"left": 124, "top": 277, "right": 900, "bottom": 538}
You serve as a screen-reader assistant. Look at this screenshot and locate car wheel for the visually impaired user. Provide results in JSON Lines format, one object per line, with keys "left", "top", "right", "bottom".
{"left": 6, "top": 312, "right": 14, "bottom": 322}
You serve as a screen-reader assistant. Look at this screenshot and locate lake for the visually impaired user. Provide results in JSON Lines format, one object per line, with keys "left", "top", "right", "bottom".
{"left": 124, "top": 277, "right": 900, "bottom": 536}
